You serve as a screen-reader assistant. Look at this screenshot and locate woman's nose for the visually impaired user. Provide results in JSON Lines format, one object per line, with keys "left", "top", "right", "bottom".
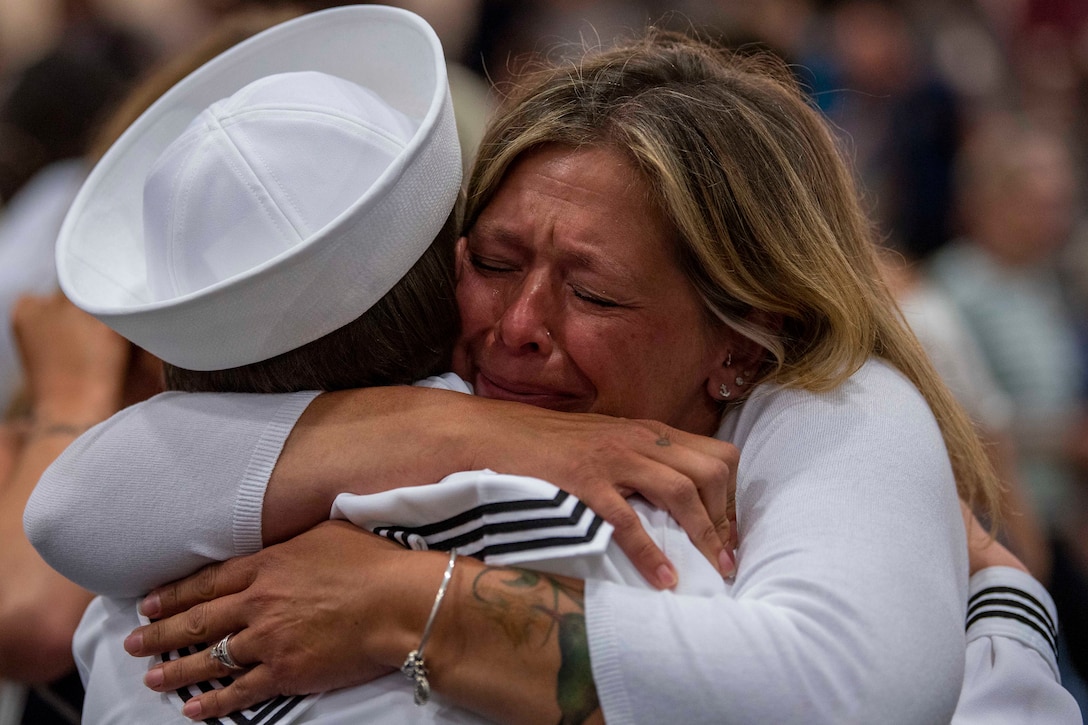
{"left": 495, "top": 277, "right": 554, "bottom": 355}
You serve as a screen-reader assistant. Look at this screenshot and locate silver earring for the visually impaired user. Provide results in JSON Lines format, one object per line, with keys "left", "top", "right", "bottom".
{"left": 735, "top": 376, "right": 745, "bottom": 386}
{"left": 725, "top": 352, "right": 732, "bottom": 367}
{"left": 719, "top": 383, "right": 731, "bottom": 399}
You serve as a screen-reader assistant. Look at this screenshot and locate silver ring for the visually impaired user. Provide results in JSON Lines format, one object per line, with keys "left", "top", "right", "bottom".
{"left": 209, "top": 633, "right": 244, "bottom": 670}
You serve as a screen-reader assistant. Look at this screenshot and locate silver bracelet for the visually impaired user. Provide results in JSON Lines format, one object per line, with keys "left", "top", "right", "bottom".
{"left": 401, "top": 548, "right": 458, "bottom": 705}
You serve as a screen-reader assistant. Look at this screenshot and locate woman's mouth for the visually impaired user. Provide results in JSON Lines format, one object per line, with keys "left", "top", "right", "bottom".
{"left": 473, "top": 371, "right": 586, "bottom": 411}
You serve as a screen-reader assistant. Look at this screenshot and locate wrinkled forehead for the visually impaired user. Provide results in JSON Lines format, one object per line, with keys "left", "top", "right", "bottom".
{"left": 479, "top": 141, "right": 681, "bottom": 246}
{"left": 470, "top": 143, "right": 721, "bottom": 324}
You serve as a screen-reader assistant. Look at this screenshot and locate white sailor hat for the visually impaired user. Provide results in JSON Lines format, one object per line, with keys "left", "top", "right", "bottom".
{"left": 57, "top": 5, "right": 461, "bottom": 370}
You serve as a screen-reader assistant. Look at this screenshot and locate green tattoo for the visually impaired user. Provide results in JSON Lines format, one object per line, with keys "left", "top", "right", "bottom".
{"left": 472, "top": 567, "right": 600, "bottom": 724}
{"left": 554, "top": 612, "right": 599, "bottom": 724}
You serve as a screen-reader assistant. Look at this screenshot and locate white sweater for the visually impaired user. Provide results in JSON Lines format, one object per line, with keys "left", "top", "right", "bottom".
{"left": 25, "top": 363, "right": 1081, "bottom": 724}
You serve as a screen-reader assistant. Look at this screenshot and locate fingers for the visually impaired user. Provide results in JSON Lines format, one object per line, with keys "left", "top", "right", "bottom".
{"left": 555, "top": 417, "right": 739, "bottom": 583}
{"left": 136, "top": 608, "right": 275, "bottom": 721}
{"left": 143, "top": 632, "right": 251, "bottom": 693}
{"left": 12, "top": 291, "right": 130, "bottom": 417}
{"left": 656, "top": 428, "right": 739, "bottom": 541}
{"left": 177, "top": 667, "right": 284, "bottom": 721}
{"left": 140, "top": 558, "right": 255, "bottom": 620}
{"left": 617, "top": 457, "right": 733, "bottom": 577}
{"left": 625, "top": 422, "right": 739, "bottom": 572}
{"left": 586, "top": 487, "right": 679, "bottom": 588}
{"left": 149, "top": 661, "right": 281, "bottom": 721}
{"left": 960, "top": 500, "right": 1028, "bottom": 575}
{"left": 125, "top": 594, "right": 248, "bottom": 658}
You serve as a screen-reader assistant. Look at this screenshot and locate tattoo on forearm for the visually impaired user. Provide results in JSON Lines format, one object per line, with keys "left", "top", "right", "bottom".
{"left": 472, "top": 568, "right": 600, "bottom": 724}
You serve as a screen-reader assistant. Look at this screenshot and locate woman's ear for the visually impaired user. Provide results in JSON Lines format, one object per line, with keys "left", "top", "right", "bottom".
{"left": 706, "top": 338, "right": 759, "bottom": 402}
{"left": 705, "top": 310, "right": 782, "bottom": 402}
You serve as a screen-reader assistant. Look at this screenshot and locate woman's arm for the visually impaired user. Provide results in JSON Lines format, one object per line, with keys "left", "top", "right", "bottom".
{"left": 127, "top": 521, "right": 598, "bottom": 724}
{"left": 1, "top": 293, "right": 137, "bottom": 682}
{"left": 125, "top": 360, "right": 969, "bottom": 724}
{"left": 267, "top": 387, "right": 737, "bottom": 579}
{"left": 26, "top": 385, "right": 738, "bottom": 597}
{"left": 24, "top": 389, "right": 318, "bottom": 598}
{"left": 958, "top": 558, "right": 1080, "bottom": 724}
{"left": 954, "top": 565, "right": 1081, "bottom": 724}
{"left": 585, "top": 361, "right": 969, "bottom": 723}
{"left": 0, "top": 421, "right": 96, "bottom": 683}
{"left": 951, "top": 506, "right": 1081, "bottom": 723}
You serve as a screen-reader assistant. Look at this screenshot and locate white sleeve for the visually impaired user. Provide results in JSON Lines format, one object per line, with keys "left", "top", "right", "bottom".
{"left": 953, "top": 567, "right": 1081, "bottom": 724}
{"left": 24, "top": 390, "right": 318, "bottom": 598}
{"left": 586, "top": 360, "right": 969, "bottom": 724}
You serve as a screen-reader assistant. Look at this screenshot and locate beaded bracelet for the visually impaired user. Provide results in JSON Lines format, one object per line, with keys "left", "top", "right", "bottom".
{"left": 401, "top": 548, "right": 458, "bottom": 705}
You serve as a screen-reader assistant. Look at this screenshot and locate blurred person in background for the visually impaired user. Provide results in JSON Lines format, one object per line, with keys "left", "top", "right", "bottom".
{"left": 27, "top": 11, "right": 1079, "bottom": 718}
{"left": 802, "top": 0, "right": 961, "bottom": 262}
{"left": 0, "top": 293, "right": 159, "bottom": 724}
{"left": 1006, "top": 0, "right": 1088, "bottom": 139}
{"left": 467, "top": 0, "right": 659, "bottom": 88}
{"left": 0, "top": 0, "right": 154, "bottom": 205}
{"left": 0, "top": 9, "right": 301, "bottom": 723}
{"left": 879, "top": 247, "right": 1052, "bottom": 581}
{"left": 0, "top": 0, "right": 493, "bottom": 416}
{"left": 928, "top": 114, "right": 1088, "bottom": 706}
{"left": 0, "top": 0, "right": 156, "bottom": 414}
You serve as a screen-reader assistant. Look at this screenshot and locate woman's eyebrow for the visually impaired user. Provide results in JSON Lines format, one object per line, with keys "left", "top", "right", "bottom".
{"left": 561, "top": 247, "right": 638, "bottom": 287}
{"left": 472, "top": 221, "right": 639, "bottom": 287}
{"left": 469, "top": 222, "right": 527, "bottom": 250}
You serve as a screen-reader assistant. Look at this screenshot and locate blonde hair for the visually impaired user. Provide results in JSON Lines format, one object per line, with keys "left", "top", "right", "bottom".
{"left": 465, "top": 29, "right": 1000, "bottom": 517}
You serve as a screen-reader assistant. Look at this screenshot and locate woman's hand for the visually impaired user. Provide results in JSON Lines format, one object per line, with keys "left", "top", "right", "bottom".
{"left": 128, "top": 521, "right": 598, "bottom": 724}
{"left": 270, "top": 390, "right": 738, "bottom": 589}
{"left": 2, "top": 293, "right": 136, "bottom": 682}
{"left": 962, "top": 501, "right": 1029, "bottom": 576}
{"left": 12, "top": 292, "right": 134, "bottom": 422}
{"left": 456, "top": 398, "right": 739, "bottom": 585}
{"left": 125, "top": 521, "right": 425, "bottom": 720}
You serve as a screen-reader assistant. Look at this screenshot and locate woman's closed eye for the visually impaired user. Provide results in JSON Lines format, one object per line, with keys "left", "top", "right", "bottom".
{"left": 571, "top": 286, "right": 621, "bottom": 308}
{"left": 468, "top": 253, "right": 516, "bottom": 274}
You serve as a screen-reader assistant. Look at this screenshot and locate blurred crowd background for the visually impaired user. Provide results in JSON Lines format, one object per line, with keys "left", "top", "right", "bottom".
{"left": 0, "top": 0, "right": 1086, "bottom": 722}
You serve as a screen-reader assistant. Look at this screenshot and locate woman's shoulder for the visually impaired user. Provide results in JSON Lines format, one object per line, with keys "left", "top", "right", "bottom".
{"left": 738, "top": 357, "right": 927, "bottom": 418}
{"left": 720, "top": 358, "right": 939, "bottom": 451}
